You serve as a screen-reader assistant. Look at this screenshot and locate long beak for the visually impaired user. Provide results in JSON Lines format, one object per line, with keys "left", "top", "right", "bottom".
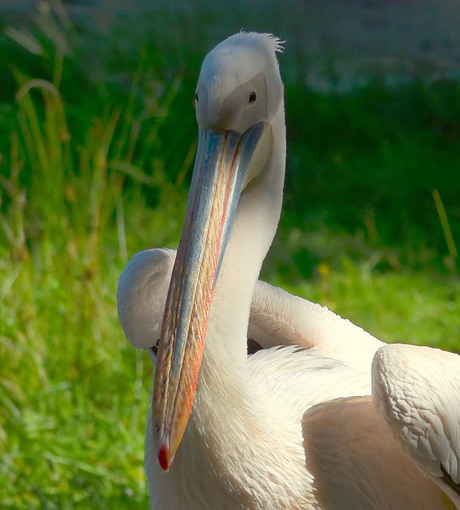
{"left": 152, "top": 121, "right": 269, "bottom": 471}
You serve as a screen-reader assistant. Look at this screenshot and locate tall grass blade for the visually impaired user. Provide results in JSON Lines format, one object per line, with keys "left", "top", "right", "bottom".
{"left": 432, "top": 189, "right": 458, "bottom": 263}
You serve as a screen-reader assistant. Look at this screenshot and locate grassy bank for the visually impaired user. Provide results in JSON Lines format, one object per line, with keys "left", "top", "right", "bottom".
{"left": 0, "top": 3, "right": 459, "bottom": 508}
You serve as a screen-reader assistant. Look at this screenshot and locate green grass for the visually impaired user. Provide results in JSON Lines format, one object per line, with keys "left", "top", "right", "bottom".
{"left": 0, "top": 3, "right": 459, "bottom": 508}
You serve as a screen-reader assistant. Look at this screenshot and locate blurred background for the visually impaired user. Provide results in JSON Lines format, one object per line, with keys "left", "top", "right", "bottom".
{"left": 1, "top": 0, "right": 459, "bottom": 507}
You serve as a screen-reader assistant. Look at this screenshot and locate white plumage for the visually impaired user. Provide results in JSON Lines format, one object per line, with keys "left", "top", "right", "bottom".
{"left": 117, "top": 247, "right": 384, "bottom": 372}
{"left": 117, "top": 32, "right": 459, "bottom": 509}
{"left": 373, "top": 344, "right": 460, "bottom": 507}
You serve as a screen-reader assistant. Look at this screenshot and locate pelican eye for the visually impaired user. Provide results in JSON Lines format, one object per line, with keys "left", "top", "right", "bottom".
{"left": 195, "top": 92, "right": 199, "bottom": 102}
{"left": 249, "top": 90, "right": 256, "bottom": 105}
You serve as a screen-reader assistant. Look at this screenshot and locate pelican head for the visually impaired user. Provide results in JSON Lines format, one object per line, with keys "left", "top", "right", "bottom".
{"left": 117, "top": 248, "right": 175, "bottom": 351}
{"left": 195, "top": 33, "right": 283, "bottom": 131}
{"left": 153, "top": 32, "right": 285, "bottom": 471}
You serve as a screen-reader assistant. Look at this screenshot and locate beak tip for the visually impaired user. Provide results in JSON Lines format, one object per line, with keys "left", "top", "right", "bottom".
{"left": 158, "top": 440, "right": 171, "bottom": 472}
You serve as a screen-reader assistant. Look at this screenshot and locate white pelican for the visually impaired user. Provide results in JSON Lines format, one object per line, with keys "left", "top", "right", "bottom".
{"left": 117, "top": 32, "right": 459, "bottom": 509}
{"left": 118, "top": 247, "right": 384, "bottom": 373}
{"left": 118, "top": 248, "right": 460, "bottom": 508}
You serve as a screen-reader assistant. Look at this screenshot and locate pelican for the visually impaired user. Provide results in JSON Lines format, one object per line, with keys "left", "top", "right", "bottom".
{"left": 117, "top": 32, "right": 459, "bottom": 508}
{"left": 118, "top": 247, "right": 384, "bottom": 373}
{"left": 118, "top": 248, "right": 460, "bottom": 508}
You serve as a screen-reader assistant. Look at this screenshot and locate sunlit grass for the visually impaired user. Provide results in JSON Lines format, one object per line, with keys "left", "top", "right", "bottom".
{"left": 0, "top": 11, "right": 184, "bottom": 506}
{"left": 0, "top": 2, "right": 459, "bottom": 507}
{"left": 0, "top": 67, "right": 157, "bottom": 510}
{"left": 0, "top": 257, "right": 150, "bottom": 509}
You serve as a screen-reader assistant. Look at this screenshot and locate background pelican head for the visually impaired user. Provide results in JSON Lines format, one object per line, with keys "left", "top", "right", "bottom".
{"left": 117, "top": 249, "right": 175, "bottom": 352}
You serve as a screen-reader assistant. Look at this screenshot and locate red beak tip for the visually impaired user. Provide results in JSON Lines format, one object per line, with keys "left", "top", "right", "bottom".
{"left": 158, "top": 444, "right": 170, "bottom": 472}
